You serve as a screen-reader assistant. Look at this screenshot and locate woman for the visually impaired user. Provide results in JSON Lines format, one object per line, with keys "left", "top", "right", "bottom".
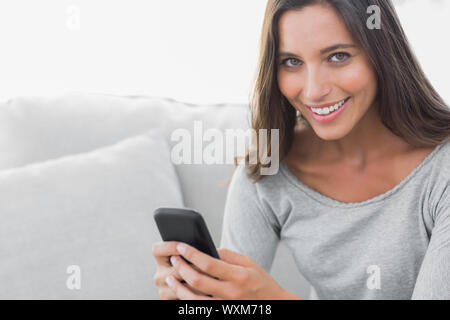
{"left": 152, "top": 0, "right": 450, "bottom": 299}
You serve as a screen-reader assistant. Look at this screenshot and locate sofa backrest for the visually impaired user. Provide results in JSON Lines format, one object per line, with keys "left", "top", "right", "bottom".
{"left": 0, "top": 92, "right": 251, "bottom": 244}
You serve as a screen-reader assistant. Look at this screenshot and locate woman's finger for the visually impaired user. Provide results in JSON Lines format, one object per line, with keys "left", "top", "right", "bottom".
{"left": 171, "top": 258, "right": 211, "bottom": 296}
{"left": 165, "top": 276, "right": 220, "bottom": 300}
{"left": 159, "top": 287, "right": 179, "bottom": 300}
{"left": 171, "top": 255, "right": 231, "bottom": 299}
{"left": 176, "top": 243, "right": 239, "bottom": 281}
{"left": 154, "top": 264, "right": 210, "bottom": 297}
{"left": 152, "top": 241, "right": 180, "bottom": 266}
{"left": 181, "top": 281, "right": 212, "bottom": 297}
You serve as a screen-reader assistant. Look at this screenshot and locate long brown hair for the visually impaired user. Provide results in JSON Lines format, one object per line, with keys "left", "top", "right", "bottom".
{"left": 231, "top": 0, "right": 450, "bottom": 184}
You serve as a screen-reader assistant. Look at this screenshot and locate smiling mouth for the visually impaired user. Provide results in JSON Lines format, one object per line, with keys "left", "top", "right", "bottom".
{"left": 306, "top": 96, "right": 351, "bottom": 115}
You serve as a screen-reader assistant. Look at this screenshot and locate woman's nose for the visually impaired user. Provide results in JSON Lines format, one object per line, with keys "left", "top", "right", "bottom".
{"left": 303, "top": 69, "right": 331, "bottom": 102}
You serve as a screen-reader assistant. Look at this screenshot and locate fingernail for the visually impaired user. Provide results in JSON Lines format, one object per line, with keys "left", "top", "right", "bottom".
{"left": 165, "top": 276, "right": 175, "bottom": 287}
{"left": 170, "top": 256, "right": 178, "bottom": 266}
{"left": 177, "top": 243, "right": 187, "bottom": 255}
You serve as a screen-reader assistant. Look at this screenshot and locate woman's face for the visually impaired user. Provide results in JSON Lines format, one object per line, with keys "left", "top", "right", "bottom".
{"left": 277, "top": 4, "right": 378, "bottom": 141}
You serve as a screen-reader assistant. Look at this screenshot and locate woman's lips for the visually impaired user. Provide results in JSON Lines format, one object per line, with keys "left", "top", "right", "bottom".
{"left": 305, "top": 97, "right": 351, "bottom": 123}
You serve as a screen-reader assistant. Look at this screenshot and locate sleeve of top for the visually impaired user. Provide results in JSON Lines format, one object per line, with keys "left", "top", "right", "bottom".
{"left": 219, "top": 165, "right": 281, "bottom": 273}
{"left": 411, "top": 183, "right": 450, "bottom": 299}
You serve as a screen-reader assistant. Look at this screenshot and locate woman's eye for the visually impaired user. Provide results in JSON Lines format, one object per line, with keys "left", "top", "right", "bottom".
{"left": 280, "top": 53, "right": 350, "bottom": 68}
{"left": 281, "top": 58, "right": 302, "bottom": 68}
{"left": 329, "top": 52, "right": 350, "bottom": 63}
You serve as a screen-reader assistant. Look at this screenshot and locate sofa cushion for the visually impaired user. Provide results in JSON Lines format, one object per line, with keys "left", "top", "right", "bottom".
{"left": 0, "top": 129, "right": 183, "bottom": 299}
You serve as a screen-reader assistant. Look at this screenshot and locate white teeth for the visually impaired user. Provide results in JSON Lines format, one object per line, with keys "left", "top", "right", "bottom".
{"left": 311, "top": 98, "right": 347, "bottom": 115}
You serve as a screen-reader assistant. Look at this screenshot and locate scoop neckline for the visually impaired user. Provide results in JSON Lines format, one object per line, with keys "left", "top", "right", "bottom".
{"left": 280, "top": 143, "right": 444, "bottom": 208}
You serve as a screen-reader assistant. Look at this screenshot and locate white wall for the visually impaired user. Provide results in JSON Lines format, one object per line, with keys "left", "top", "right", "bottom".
{"left": 0, "top": 0, "right": 448, "bottom": 104}
{"left": 394, "top": 0, "right": 449, "bottom": 104}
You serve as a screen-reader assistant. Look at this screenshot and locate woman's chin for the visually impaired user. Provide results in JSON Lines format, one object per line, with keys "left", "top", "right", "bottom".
{"left": 311, "top": 125, "right": 350, "bottom": 141}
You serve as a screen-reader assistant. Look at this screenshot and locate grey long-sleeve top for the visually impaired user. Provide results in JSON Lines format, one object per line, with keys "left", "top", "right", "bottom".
{"left": 220, "top": 141, "right": 450, "bottom": 299}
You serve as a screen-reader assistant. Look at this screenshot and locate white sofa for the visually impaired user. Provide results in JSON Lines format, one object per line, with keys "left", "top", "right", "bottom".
{"left": 0, "top": 92, "right": 312, "bottom": 299}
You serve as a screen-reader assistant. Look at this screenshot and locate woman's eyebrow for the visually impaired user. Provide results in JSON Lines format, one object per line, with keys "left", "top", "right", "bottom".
{"left": 278, "top": 43, "right": 357, "bottom": 58}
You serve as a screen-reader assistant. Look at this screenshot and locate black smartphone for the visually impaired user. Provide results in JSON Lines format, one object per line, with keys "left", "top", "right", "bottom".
{"left": 153, "top": 207, "right": 220, "bottom": 262}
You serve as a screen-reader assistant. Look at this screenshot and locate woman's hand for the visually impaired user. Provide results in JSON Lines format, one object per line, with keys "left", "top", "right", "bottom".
{"left": 164, "top": 242, "right": 303, "bottom": 300}
{"left": 152, "top": 241, "right": 213, "bottom": 300}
